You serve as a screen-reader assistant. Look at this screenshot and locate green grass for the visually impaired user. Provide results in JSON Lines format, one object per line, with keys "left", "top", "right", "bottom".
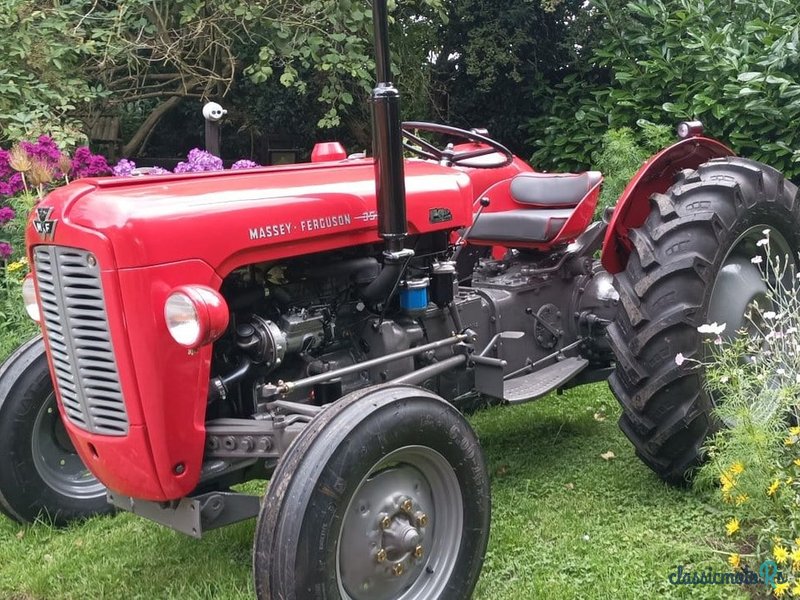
{"left": 0, "top": 384, "right": 746, "bottom": 600}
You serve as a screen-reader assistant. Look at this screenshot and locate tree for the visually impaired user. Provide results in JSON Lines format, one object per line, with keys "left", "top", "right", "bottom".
{"left": 1, "top": 0, "right": 446, "bottom": 155}
{"left": 528, "top": 0, "right": 800, "bottom": 178}
{"left": 428, "top": 0, "right": 594, "bottom": 156}
{"left": 0, "top": 0, "right": 102, "bottom": 147}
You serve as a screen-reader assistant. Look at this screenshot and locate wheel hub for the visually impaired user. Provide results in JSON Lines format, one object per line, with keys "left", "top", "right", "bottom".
{"left": 31, "top": 393, "right": 105, "bottom": 499}
{"left": 337, "top": 446, "right": 463, "bottom": 600}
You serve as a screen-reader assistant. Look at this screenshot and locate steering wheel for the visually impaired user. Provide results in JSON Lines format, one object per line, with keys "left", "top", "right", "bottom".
{"left": 401, "top": 121, "right": 514, "bottom": 169}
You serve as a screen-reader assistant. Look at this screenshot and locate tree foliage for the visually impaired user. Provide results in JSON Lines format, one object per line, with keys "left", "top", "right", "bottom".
{"left": 6, "top": 0, "right": 800, "bottom": 179}
{"left": 528, "top": 0, "right": 800, "bottom": 178}
{"left": 0, "top": 1, "right": 102, "bottom": 147}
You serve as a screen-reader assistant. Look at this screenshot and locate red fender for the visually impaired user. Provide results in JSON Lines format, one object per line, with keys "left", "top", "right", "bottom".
{"left": 600, "top": 136, "right": 735, "bottom": 274}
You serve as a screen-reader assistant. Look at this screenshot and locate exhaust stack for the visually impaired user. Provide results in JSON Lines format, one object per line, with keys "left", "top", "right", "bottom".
{"left": 370, "top": 0, "right": 409, "bottom": 257}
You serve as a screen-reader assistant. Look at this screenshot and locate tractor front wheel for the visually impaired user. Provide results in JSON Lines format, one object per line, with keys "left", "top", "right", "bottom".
{"left": 608, "top": 157, "right": 800, "bottom": 484}
{"left": 0, "top": 337, "right": 111, "bottom": 525}
{"left": 253, "top": 384, "right": 490, "bottom": 600}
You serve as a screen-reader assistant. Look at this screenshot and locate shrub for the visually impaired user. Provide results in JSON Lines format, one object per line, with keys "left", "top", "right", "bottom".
{"left": 591, "top": 121, "right": 672, "bottom": 215}
{"left": 694, "top": 232, "right": 800, "bottom": 594}
{"left": 529, "top": 0, "right": 800, "bottom": 179}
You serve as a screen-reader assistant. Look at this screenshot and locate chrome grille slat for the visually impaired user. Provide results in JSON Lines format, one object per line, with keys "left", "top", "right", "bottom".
{"left": 33, "top": 246, "right": 129, "bottom": 436}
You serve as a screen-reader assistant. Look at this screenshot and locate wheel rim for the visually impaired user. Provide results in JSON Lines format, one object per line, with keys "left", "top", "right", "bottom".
{"left": 708, "top": 225, "right": 793, "bottom": 339}
{"left": 31, "top": 393, "right": 105, "bottom": 499}
{"left": 707, "top": 225, "right": 793, "bottom": 421}
{"left": 336, "top": 445, "right": 463, "bottom": 600}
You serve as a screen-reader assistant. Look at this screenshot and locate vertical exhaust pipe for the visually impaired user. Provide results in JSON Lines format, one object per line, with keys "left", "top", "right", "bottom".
{"left": 371, "top": 0, "right": 410, "bottom": 258}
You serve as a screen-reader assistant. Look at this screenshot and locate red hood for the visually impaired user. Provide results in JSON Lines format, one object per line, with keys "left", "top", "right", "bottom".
{"left": 30, "top": 158, "right": 504, "bottom": 274}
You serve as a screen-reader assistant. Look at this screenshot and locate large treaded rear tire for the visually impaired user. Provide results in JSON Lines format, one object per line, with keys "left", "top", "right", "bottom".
{"left": 607, "top": 157, "right": 800, "bottom": 484}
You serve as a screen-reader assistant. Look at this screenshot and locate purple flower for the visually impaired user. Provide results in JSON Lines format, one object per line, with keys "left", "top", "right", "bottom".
{"left": 0, "top": 206, "right": 15, "bottom": 225}
{"left": 71, "top": 146, "right": 110, "bottom": 179}
{"left": 174, "top": 148, "right": 223, "bottom": 173}
{"left": 21, "top": 136, "right": 61, "bottom": 167}
{"left": 0, "top": 173, "right": 21, "bottom": 197}
{"left": 112, "top": 159, "right": 137, "bottom": 177}
{"left": 0, "top": 242, "right": 12, "bottom": 260}
{"left": 0, "top": 149, "right": 11, "bottom": 179}
{"left": 231, "top": 159, "right": 260, "bottom": 170}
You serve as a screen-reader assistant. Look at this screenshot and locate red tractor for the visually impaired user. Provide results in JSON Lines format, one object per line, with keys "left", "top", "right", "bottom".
{"left": 1, "top": 3, "right": 798, "bottom": 599}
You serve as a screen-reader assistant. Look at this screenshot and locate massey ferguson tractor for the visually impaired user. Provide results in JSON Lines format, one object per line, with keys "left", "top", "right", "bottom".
{"left": 1, "top": 2, "right": 799, "bottom": 599}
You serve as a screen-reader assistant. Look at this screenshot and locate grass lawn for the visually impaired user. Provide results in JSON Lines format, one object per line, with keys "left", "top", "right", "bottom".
{"left": 0, "top": 383, "right": 746, "bottom": 600}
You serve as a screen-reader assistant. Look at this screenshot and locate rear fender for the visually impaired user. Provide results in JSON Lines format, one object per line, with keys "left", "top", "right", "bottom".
{"left": 600, "top": 136, "right": 735, "bottom": 274}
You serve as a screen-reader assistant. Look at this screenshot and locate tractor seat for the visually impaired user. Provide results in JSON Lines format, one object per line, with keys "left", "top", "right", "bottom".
{"left": 510, "top": 171, "right": 602, "bottom": 208}
{"left": 468, "top": 171, "right": 602, "bottom": 244}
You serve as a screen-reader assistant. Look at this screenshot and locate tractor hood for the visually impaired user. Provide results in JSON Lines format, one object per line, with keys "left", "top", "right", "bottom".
{"left": 27, "top": 158, "right": 482, "bottom": 275}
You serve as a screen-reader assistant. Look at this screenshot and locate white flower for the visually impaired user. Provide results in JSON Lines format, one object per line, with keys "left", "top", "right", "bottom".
{"left": 714, "top": 336, "right": 723, "bottom": 346}
{"left": 763, "top": 228, "right": 771, "bottom": 236}
{"left": 788, "top": 327, "right": 798, "bottom": 334}
{"left": 796, "top": 373, "right": 800, "bottom": 383}
{"left": 698, "top": 322, "right": 727, "bottom": 335}
{"left": 720, "top": 375, "right": 730, "bottom": 384}
{"left": 757, "top": 238, "right": 769, "bottom": 247}
{"left": 763, "top": 311, "right": 777, "bottom": 320}
{"left": 777, "top": 368, "right": 786, "bottom": 376}
{"left": 751, "top": 256, "right": 763, "bottom": 265}
{"left": 675, "top": 353, "right": 686, "bottom": 366}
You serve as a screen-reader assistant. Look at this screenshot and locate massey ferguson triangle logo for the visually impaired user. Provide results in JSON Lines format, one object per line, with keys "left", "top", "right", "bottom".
{"left": 33, "top": 207, "right": 57, "bottom": 240}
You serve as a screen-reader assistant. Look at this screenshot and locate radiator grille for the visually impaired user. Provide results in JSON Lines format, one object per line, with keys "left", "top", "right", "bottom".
{"left": 33, "top": 246, "right": 129, "bottom": 436}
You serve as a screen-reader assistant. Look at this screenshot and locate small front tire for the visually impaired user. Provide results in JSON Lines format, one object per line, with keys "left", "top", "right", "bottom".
{"left": 0, "top": 337, "right": 111, "bottom": 525}
{"left": 253, "top": 384, "right": 491, "bottom": 600}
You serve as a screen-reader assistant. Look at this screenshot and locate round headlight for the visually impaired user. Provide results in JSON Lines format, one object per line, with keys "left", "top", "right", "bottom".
{"left": 677, "top": 120, "right": 704, "bottom": 139}
{"left": 164, "top": 286, "right": 229, "bottom": 349}
{"left": 22, "top": 274, "right": 40, "bottom": 322}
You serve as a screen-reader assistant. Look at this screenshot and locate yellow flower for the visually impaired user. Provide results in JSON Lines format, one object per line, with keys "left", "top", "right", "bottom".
{"left": 785, "top": 436, "right": 796, "bottom": 446}
{"left": 787, "top": 477, "right": 794, "bottom": 485}
{"left": 792, "top": 583, "right": 800, "bottom": 597}
{"left": 774, "top": 545, "right": 790, "bottom": 564}
{"left": 730, "top": 462, "right": 745, "bottom": 475}
{"left": 734, "top": 494, "right": 749, "bottom": 506}
{"left": 794, "top": 459, "right": 800, "bottom": 468}
{"left": 721, "top": 472, "right": 735, "bottom": 492}
{"left": 774, "top": 581, "right": 790, "bottom": 597}
{"left": 728, "top": 553, "right": 741, "bottom": 569}
{"left": 5, "top": 260, "right": 25, "bottom": 273}
{"left": 726, "top": 518, "right": 741, "bottom": 536}
{"left": 790, "top": 427, "right": 800, "bottom": 436}
{"left": 768, "top": 480, "right": 781, "bottom": 497}
{"left": 789, "top": 548, "right": 800, "bottom": 572}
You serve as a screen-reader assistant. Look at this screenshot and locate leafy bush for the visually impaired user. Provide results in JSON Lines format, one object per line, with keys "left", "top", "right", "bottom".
{"left": 0, "top": 193, "right": 37, "bottom": 361}
{"left": 592, "top": 121, "right": 672, "bottom": 214}
{"left": 529, "top": 0, "right": 800, "bottom": 179}
{"left": 694, "top": 234, "right": 800, "bottom": 596}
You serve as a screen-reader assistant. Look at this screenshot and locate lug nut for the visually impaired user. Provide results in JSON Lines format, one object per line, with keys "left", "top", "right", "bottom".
{"left": 415, "top": 512, "right": 428, "bottom": 528}
{"left": 413, "top": 545, "right": 424, "bottom": 559}
{"left": 392, "top": 563, "right": 404, "bottom": 577}
{"left": 376, "top": 548, "right": 387, "bottom": 563}
{"left": 380, "top": 515, "right": 392, "bottom": 529}
{"left": 401, "top": 498, "right": 413, "bottom": 513}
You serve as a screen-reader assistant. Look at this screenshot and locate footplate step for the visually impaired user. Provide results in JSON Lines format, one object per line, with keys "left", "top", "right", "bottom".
{"left": 503, "top": 357, "right": 588, "bottom": 403}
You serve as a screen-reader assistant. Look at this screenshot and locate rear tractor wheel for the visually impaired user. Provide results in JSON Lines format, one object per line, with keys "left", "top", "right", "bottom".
{"left": 608, "top": 157, "right": 800, "bottom": 484}
{"left": 253, "top": 384, "right": 490, "bottom": 600}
